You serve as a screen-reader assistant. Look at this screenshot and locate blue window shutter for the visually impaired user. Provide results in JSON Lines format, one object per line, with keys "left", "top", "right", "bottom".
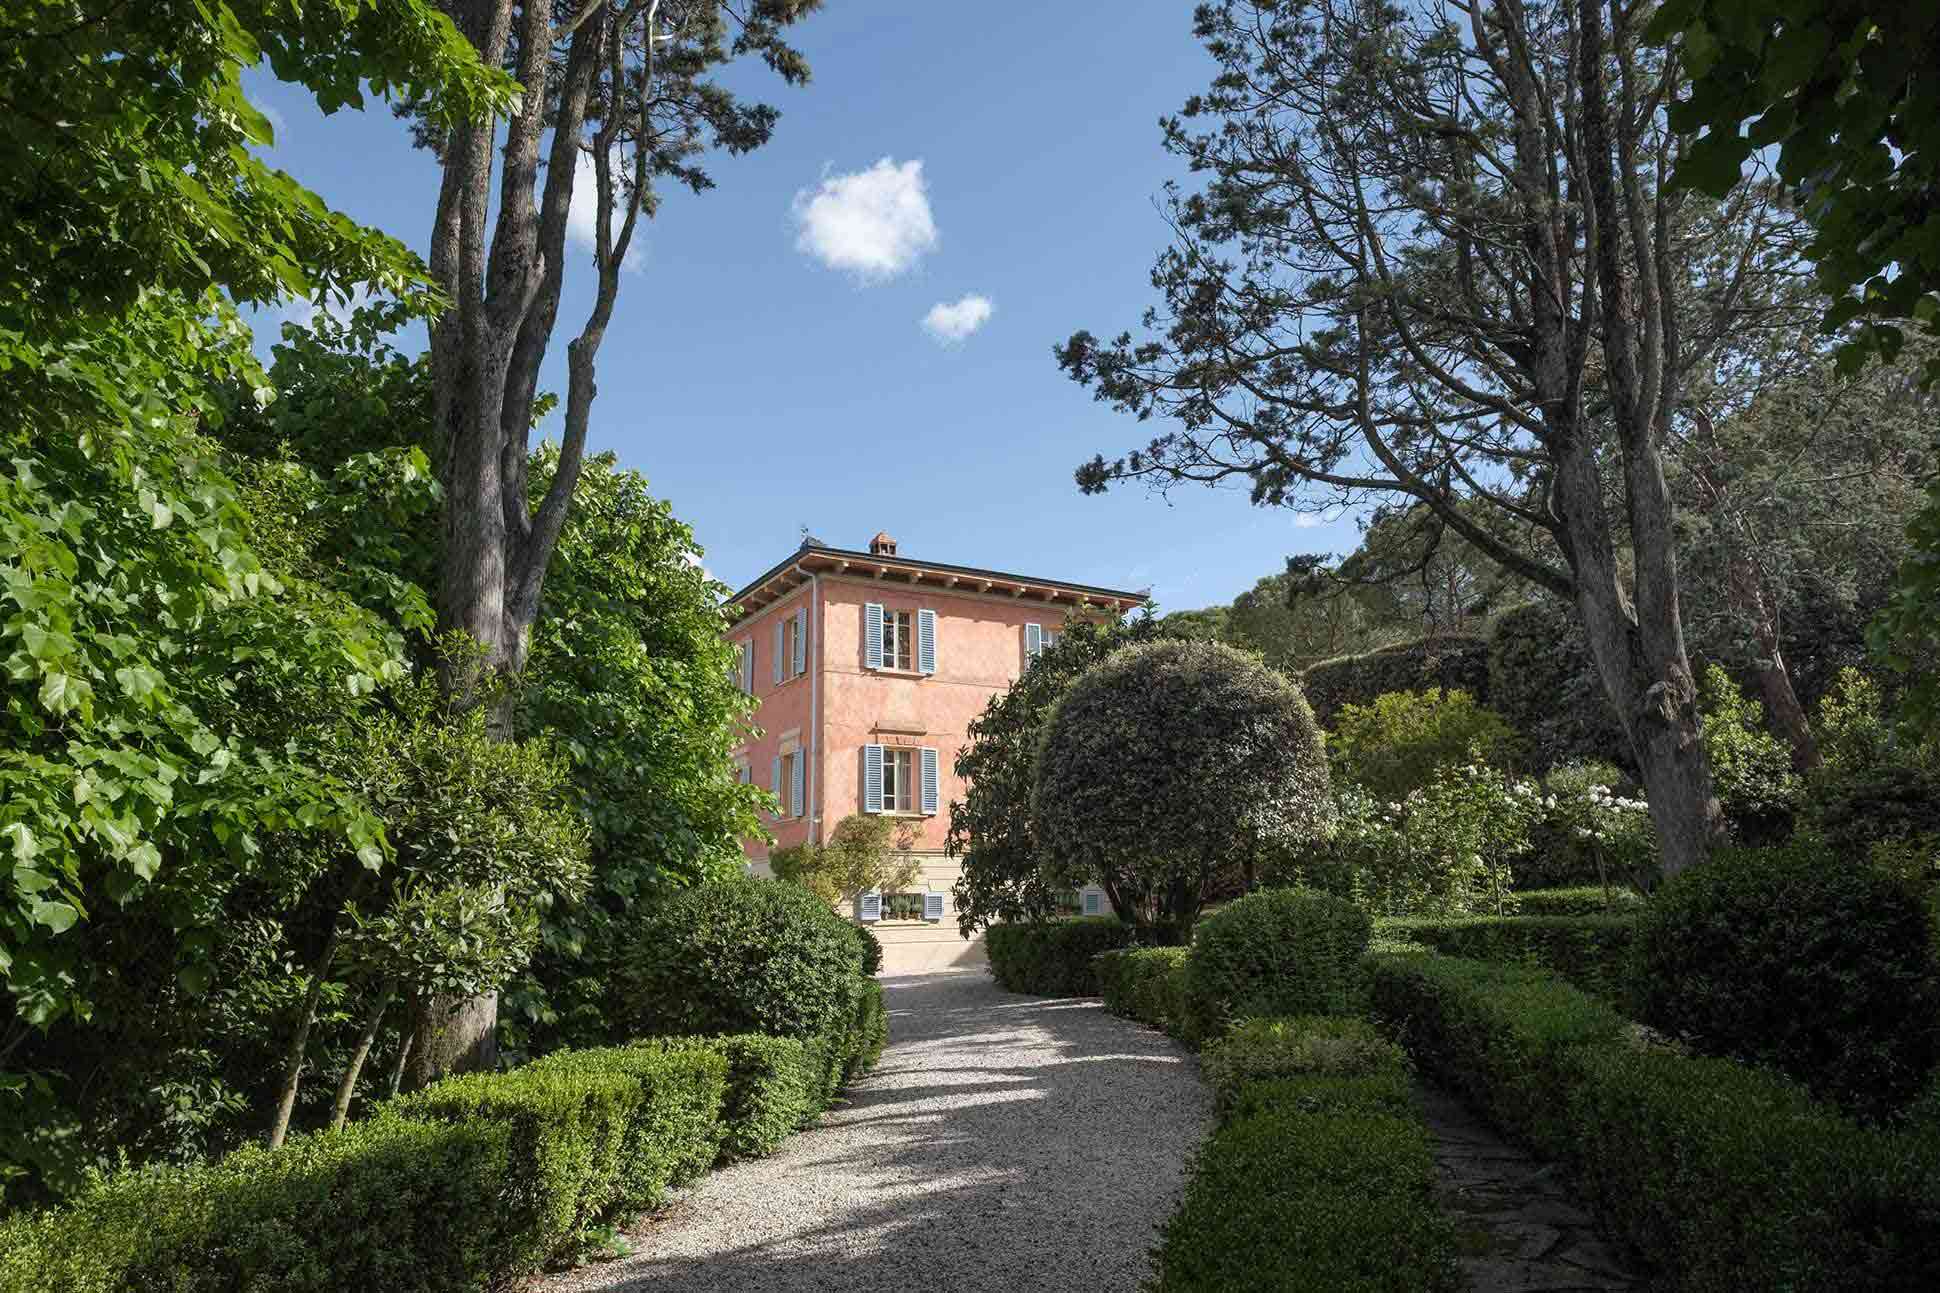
{"left": 772, "top": 621, "right": 784, "bottom": 685}
{"left": 1082, "top": 889, "right": 1103, "bottom": 916}
{"left": 923, "top": 892, "right": 944, "bottom": 922}
{"left": 859, "top": 889, "right": 882, "bottom": 923}
{"left": 920, "top": 747, "right": 939, "bottom": 815}
{"left": 790, "top": 752, "right": 805, "bottom": 818}
{"left": 771, "top": 756, "right": 782, "bottom": 811}
{"left": 739, "top": 641, "right": 752, "bottom": 693}
{"left": 917, "top": 608, "right": 937, "bottom": 675}
{"left": 863, "top": 744, "right": 884, "bottom": 813}
{"left": 865, "top": 603, "right": 884, "bottom": 669}
{"left": 794, "top": 607, "right": 808, "bottom": 676}
{"left": 1024, "top": 623, "right": 1042, "bottom": 661}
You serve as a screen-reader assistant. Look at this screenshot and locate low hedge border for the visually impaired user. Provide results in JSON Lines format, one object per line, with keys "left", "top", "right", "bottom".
{"left": 984, "top": 917, "right": 1133, "bottom": 995}
{"left": 1094, "top": 946, "right": 1190, "bottom": 1037}
{"left": 1370, "top": 952, "right": 1940, "bottom": 1291}
{"left": 1507, "top": 886, "right": 1645, "bottom": 917}
{"left": 1156, "top": 1015, "right": 1460, "bottom": 1292}
{"left": 1373, "top": 914, "right": 1636, "bottom": 1001}
{"left": 2, "top": 975, "right": 890, "bottom": 1290}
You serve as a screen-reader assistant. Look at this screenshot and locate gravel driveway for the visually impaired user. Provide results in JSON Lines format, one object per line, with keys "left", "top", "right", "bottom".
{"left": 540, "top": 970, "right": 1211, "bottom": 1293}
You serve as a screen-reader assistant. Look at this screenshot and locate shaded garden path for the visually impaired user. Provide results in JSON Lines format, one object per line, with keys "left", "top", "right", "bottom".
{"left": 543, "top": 972, "right": 1210, "bottom": 1293}
{"left": 1418, "top": 1084, "right": 1641, "bottom": 1291}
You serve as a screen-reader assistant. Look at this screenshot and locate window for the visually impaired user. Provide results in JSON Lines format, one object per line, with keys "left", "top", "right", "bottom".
{"left": 782, "top": 751, "right": 804, "bottom": 817}
{"left": 1051, "top": 889, "right": 1083, "bottom": 916}
{"left": 882, "top": 892, "right": 925, "bottom": 921}
{"left": 1025, "top": 624, "right": 1061, "bottom": 660}
{"left": 881, "top": 747, "right": 913, "bottom": 812}
{"left": 881, "top": 610, "right": 913, "bottom": 671}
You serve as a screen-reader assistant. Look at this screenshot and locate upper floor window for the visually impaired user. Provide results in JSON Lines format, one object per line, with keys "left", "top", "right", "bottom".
{"left": 1025, "top": 623, "right": 1061, "bottom": 661}
{"left": 882, "top": 610, "right": 913, "bottom": 671}
{"left": 771, "top": 607, "right": 808, "bottom": 685}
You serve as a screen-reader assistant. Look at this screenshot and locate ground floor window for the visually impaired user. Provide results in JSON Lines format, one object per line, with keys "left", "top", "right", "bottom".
{"left": 882, "top": 891, "right": 928, "bottom": 921}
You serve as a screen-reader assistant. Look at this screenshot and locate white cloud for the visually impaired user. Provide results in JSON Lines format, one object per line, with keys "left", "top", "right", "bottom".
{"left": 568, "top": 148, "right": 644, "bottom": 273}
{"left": 275, "top": 282, "right": 374, "bottom": 333}
{"left": 1293, "top": 513, "right": 1329, "bottom": 529}
{"left": 792, "top": 158, "right": 937, "bottom": 281}
{"left": 921, "top": 294, "right": 993, "bottom": 344}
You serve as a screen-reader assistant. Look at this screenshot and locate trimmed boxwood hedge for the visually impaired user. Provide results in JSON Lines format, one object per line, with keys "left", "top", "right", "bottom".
{"left": 1183, "top": 888, "right": 1371, "bottom": 1041}
{"left": 523, "top": 1044, "right": 727, "bottom": 1212}
{"left": 1370, "top": 953, "right": 1940, "bottom": 1291}
{"left": 984, "top": 916, "right": 1134, "bottom": 995}
{"left": 1300, "top": 635, "right": 1490, "bottom": 728}
{"left": 1200, "top": 1016, "right": 1409, "bottom": 1114}
{"left": 1094, "top": 946, "right": 1191, "bottom": 1037}
{"left": 1374, "top": 914, "right": 1637, "bottom": 1001}
{"left": 1155, "top": 1103, "right": 1460, "bottom": 1292}
{"left": 1508, "top": 885, "right": 1645, "bottom": 917}
{"left": 0, "top": 1117, "right": 511, "bottom": 1293}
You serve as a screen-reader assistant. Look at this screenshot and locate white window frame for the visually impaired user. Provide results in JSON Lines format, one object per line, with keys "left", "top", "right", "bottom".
{"left": 881, "top": 747, "right": 913, "bottom": 812}
{"left": 882, "top": 610, "right": 913, "bottom": 671}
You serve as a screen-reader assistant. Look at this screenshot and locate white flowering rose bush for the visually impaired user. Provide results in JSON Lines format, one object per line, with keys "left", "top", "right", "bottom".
{"left": 1521, "top": 760, "right": 1660, "bottom": 890}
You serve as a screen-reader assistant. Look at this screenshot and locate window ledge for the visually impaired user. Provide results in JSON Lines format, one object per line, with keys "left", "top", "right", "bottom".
{"left": 868, "top": 666, "right": 931, "bottom": 678}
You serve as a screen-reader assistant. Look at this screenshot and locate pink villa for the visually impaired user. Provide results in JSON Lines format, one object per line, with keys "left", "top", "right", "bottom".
{"left": 725, "top": 532, "right": 1147, "bottom": 974}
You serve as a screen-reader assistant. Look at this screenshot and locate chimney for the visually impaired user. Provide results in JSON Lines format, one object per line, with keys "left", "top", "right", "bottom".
{"left": 869, "top": 530, "right": 898, "bottom": 557}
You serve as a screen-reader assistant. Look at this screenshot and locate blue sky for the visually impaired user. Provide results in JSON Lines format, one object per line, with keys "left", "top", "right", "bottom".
{"left": 247, "top": 1, "right": 1357, "bottom": 613}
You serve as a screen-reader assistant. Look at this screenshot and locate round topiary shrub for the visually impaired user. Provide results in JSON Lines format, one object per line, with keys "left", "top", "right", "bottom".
{"left": 1184, "top": 888, "right": 1372, "bottom": 1040}
{"left": 1631, "top": 838, "right": 1940, "bottom": 1115}
{"left": 611, "top": 876, "right": 864, "bottom": 1040}
{"left": 851, "top": 922, "right": 883, "bottom": 976}
{"left": 1033, "top": 639, "right": 1331, "bottom": 940}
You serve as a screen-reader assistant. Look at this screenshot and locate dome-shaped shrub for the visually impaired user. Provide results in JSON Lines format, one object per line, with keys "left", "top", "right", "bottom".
{"left": 1184, "top": 888, "right": 1372, "bottom": 1040}
{"left": 610, "top": 877, "right": 863, "bottom": 1040}
{"left": 1033, "top": 639, "right": 1330, "bottom": 940}
{"left": 1630, "top": 838, "right": 1940, "bottom": 1115}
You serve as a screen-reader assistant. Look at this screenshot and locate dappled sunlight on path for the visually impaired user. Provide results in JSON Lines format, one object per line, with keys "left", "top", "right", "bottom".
{"left": 539, "top": 971, "right": 1210, "bottom": 1293}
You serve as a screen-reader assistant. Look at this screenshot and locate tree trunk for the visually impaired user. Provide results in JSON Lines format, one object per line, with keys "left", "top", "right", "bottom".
{"left": 403, "top": 991, "right": 499, "bottom": 1092}
{"left": 1725, "top": 545, "right": 1820, "bottom": 770}
{"left": 387, "top": 1002, "right": 417, "bottom": 1100}
{"left": 330, "top": 979, "right": 396, "bottom": 1131}
{"left": 268, "top": 929, "right": 339, "bottom": 1149}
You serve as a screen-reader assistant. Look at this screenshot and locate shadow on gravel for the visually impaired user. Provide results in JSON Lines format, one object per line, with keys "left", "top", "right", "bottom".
{"left": 560, "top": 972, "right": 1208, "bottom": 1293}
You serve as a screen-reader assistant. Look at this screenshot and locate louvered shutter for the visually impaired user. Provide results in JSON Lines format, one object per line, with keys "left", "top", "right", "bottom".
{"left": 772, "top": 621, "right": 784, "bottom": 685}
{"left": 1024, "top": 622, "right": 1042, "bottom": 661}
{"left": 859, "top": 889, "right": 882, "bottom": 923}
{"left": 790, "top": 752, "right": 805, "bottom": 818}
{"left": 917, "top": 608, "right": 936, "bottom": 675}
{"left": 864, "top": 603, "right": 884, "bottom": 669}
{"left": 793, "top": 607, "right": 808, "bottom": 676}
{"left": 920, "top": 747, "right": 939, "bottom": 815}
{"left": 923, "top": 892, "right": 945, "bottom": 922}
{"left": 1082, "top": 889, "right": 1103, "bottom": 916}
{"left": 738, "top": 641, "right": 752, "bottom": 693}
{"left": 771, "top": 756, "right": 782, "bottom": 815}
{"left": 862, "top": 744, "right": 884, "bottom": 813}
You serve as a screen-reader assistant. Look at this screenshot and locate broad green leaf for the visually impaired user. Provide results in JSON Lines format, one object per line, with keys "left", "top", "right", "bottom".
{"left": 31, "top": 901, "right": 78, "bottom": 934}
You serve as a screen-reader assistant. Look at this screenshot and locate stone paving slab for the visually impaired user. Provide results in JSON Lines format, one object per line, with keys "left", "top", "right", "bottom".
{"left": 1416, "top": 1082, "right": 1643, "bottom": 1292}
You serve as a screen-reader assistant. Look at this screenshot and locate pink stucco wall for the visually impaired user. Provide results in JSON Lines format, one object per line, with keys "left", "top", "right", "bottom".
{"left": 733, "top": 573, "right": 1114, "bottom": 859}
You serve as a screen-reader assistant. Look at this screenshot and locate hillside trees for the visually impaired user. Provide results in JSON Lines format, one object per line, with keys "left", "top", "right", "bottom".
{"left": 1060, "top": 0, "right": 1815, "bottom": 878}
{"left": 413, "top": 0, "right": 822, "bottom": 1077}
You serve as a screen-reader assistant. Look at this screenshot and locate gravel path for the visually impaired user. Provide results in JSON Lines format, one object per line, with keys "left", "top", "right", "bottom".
{"left": 540, "top": 971, "right": 1211, "bottom": 1293}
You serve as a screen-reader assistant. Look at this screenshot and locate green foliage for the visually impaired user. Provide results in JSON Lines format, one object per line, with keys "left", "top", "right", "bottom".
{"left": 1799, "top": 668, "right": 1940, "bottom": 861}
{"left": 769, "top": 814, "right": 919, "bottom": 908}
{"left": 1505, "top": 886, "right": 1646, "bottom": 918}
{"left": 1649, "top": 0, "right": 1940, "bottom": 380}
{"left": 644, "top": 1034, "right": 820, "bottom": 1162}
{"left": 1486, "top": 601, "right": 1630, "bottom": 772}
{"left": 1200, "top": 1016, "right": 1409, "bottom": 1114}
{"left": 1300, "top": 637, "right": 1491, "bottom": 729}
{"left": 982, "top": 918, "right": 1134, "bottom": 996}
{"left": 1328, "top": 688, "right": 1517, "bottom": 799}
{"left": 1519, "top": 762, "right": 1658, "bottom": 890}
{"left": 1367, "top": 954, "right": 1628, "bottom": 1155}
{"left": 1288, "top": 764, "right": 1539, "bottom": 917}
{"left": 948, "top": 615, "right": 1179, "bottom": 933}
{"left": 845, "top": 979, "right": 888, "bottom": 1080}
{"left": 383, "top": 1065, "right": 635, "bottom": 1274}
{"left": 1034, "top": 639, "right": 1331, "bottom": 939}
{"left": 522, "top": 1045, "right": 728, "bottom": 1213}
{"left": 1697, "top": 664, "right": 1802, "bottom": 837}
{"left": 609, "top": 877, "right": 864, "bottom": 1041}
{"left": 1093, "top": 947, "right": 1191, "bottom": 1036}
{"left": 1876, "top": 480, "right": 1940, "bottom": 732}
{"left": 1155, "top": 1105, "right": 1460, "bottom": 1293}
{"left": 1225, "top": 1069, "right": 1417, "bottom": 1123}
{"left": 1183, "top": 889, "right": 1371, "bottom": 1040}
{"left": 851, "top": 923, "right": 884, "bottom": 977}
{"left": 1374, "top": 915, "right": 1638, "bottom": 1001}
{"left": 0, "top": 1116, "right": 512, "bottom": 1293}
{"left": 1373, "top": 950, "right": 1940, "bottom": 1291}
{"left": 1632, "top": 838, "right": 1940, "bottom": 1115}
{"left": 1570, "top": 1045, "right": 1940, "bottom": 1292}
